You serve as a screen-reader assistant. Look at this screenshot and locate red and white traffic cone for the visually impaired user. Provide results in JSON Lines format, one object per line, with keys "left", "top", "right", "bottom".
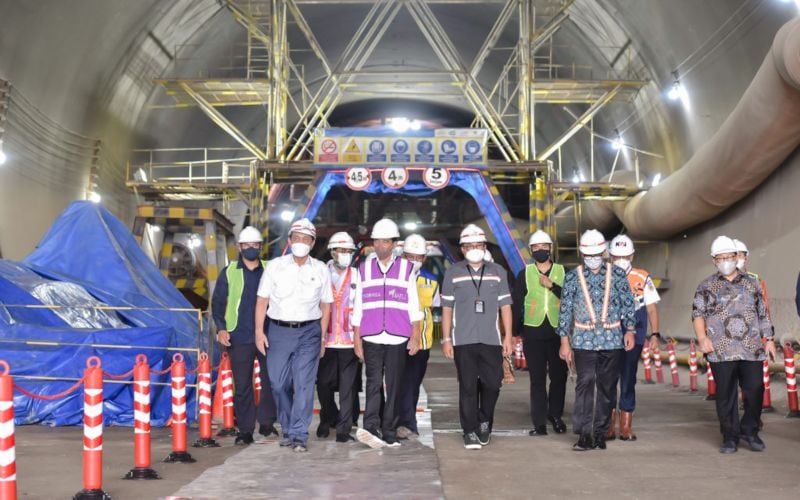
{"left": 74, "top": 356, "right": 110, "bottom": 500}
{"left": 783, "top": 343, "right": 800, "bottom": 418}
{"left": 253, "top": 359, "right": 262, "bottom": 407}
{"left": 513, "top": 337, "right": 524, "bottom": 369}
{"left": 667, "top": 340, "right": 680, "bottom": 388}
{"left": 762, "top": 359, "right": 774, "bottom": 413}
{"left": 688, "top": 340, "right": 698, "bottom": 393}
{"left": 194, "top": 353, "right": 219, "bottom": 447}
{"left": 641, "top": 345, "right": 654, "bottom": 384}
{"left": 217, "top": 353, "right": 236, "bottom": 437}
{"left": 653, "top": 345, "right": 664, "bottom": 384}
{"left": 705, "top": 362, "right": 716, "bottom": 401}
{"left": 125, "top": 354, "right": 159, "bottom": 480}
{"left": 164, "top": 353, "right": 195, "bottom": 463}
{"left": 0, "top": 361, "right": 16, "bottom": 500}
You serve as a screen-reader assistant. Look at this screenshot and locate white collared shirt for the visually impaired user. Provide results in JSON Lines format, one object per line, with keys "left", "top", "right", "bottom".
{"left": 257, "top": 253, "right": 333, "bottom": 321}
{"left": 352, "top": 253, "right": 423, "bottom": 345}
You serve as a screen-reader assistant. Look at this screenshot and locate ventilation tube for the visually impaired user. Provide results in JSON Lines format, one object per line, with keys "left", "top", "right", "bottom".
{"left": 584, "top": 18, "right": 800, "bottom": 239}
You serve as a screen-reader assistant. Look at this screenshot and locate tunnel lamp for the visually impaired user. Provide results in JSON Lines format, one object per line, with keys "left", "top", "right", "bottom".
{"left": 611, "top": 137, "right": 625, "bottom": 150}
{"left": 0, "top": 140, "right": 6, "bottom": 165}
{"left": 280, "top": 210, "right": 295, "bottom": 222}
{"left": 87, "top": 191, "right": 102, "bottom": 203}
{"left": 404, "top": 222, "right": 418, "bottom": 231}
{"left": 571, "top": 173, "right": 580, "bottom": 183}
{"left": 388, "top": 117, "right": 421, "bottom": 132}
{"left": 652, "top": 173, "right": 662, "bottom": 187}
{"left": 188, "top": 234, "right": 203, "bottom": 249}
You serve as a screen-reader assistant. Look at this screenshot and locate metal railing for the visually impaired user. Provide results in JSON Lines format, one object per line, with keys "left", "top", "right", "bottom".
{"left": 127, "top": 147, "right": 256, "bottom": 186}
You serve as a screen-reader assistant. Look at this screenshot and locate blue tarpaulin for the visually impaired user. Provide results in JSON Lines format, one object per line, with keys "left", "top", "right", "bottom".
{"left": 0, "top": 201, "right": 200, "bottom": 426}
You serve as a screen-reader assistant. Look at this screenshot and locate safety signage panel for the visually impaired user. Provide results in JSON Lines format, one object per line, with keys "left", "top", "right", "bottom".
{"left": 317, "top": 138, "right": 339, "bottom": 163}
{"left": 462, "top": 139, "right": 483, "bottom": 163}
{"left": 381, "top": 167, "right": 409, "bottom": 189}
{"left": 423, "top": 167, "right": 450, "bottom": 190}
{"left": 390, "top": 139, "right": 411, "bottom": 163}
{"left": 438, "top": 139, "right": 459, "bottom": 163}
{"left": 414, "top": 139, "right": 435, "bottom": 163}
{"left": 345, "top": 168, "right": 372, "bottom": 190}
{"left": 366, "top": 139, "right": 388, "bottom": 163}
{"left": 343, "top": 138, "right": 364, "bottom": 164}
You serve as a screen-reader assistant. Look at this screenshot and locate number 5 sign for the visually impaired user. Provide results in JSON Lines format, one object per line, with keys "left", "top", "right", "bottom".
{"left": 381, "top": 167, "right": 409, "bottom": 189}
{"left": 345, "top": 167, "right": 372, "bottom": 191}
{"left": 423, "top": 167, "right": 450, "bottom": 190}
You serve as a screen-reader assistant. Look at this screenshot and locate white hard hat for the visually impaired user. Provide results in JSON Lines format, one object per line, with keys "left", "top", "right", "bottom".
{"left": 289, "top": 218, "right": 316, "bottom": 239}
{"left": 710, "top": 236, "right": 737, "bottom": 257}
{"left": 459, "top": 224, "right": 487, "bottom": 244}
{"left": 403, "top": 234, "right": 427, "bottom": 255}
{"left": 370, "top": 218, "right": 400, "bottom": 239}
{"left": 528, "top": 230, "right": 553, "bottom": 246}
{"left": 609, "top": 234, "right": 635, "bottom": 257}
{"left": 238, "top": 226, "right": 263, "bottom": 244}
{"left": 732, "top": 239, "right": 748, "bottom": 254}
{"left": 328, "top": 231, "right": 356, "bottom": 250}
{"left": 579, "top": 229, "right": 606, "bottom": 255}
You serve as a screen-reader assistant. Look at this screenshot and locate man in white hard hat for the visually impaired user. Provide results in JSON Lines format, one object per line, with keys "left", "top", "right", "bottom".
{"left": 397, "top": 234, "right": 440, "bottom": 439}
{"left": 315, "top": 231, "right": 360, "bottom": 443}
{"left": 512, "top": 229, "right": 568, "bottom": 437}
{"left": 606, "top": 234, "right": 661, "bottom": 441}
{"left": 733, "top": 239, "right": 772, "bottom": 319}
{"left": 211, "top": 226, "right": 278, "bottom": 445}
{"left": 441, "top": 224, "right": 513, "bottom": 450}
{"left": 352, "top": 218, "right": 422, "bottom": 448}
{"left": 693, "top": 236, "right": 775, "bottom": 454}
{"left": 558, "top": 229, "right": 636, "bottom": 451}
{"left": 255, "top": 218, "right": 333, "bottom": 452}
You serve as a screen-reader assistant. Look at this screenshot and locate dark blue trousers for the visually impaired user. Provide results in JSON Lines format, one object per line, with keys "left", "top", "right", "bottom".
{"left": 610, "top": 343, "right": 644, "bottom": 412}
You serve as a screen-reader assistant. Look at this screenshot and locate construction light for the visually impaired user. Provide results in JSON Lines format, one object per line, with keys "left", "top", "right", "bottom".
{"left": 652, "top": 173, "right": 662, "bottom": 187}
{"left": 611, "top": 137, "right": 625, "bottom": 150}
{"left": 571, "top": 173, "right": 580, "bottom": 183}
{"left": 280, "top": 210, "right": 295, "bottom": 222}
{"left": 404, "top": 222, "right": 418, "bottom": 231}
{"left": 87, "top": 191, "right": 101, "bottom": 203}
{"left": 133, "top": 168, "right": 148, "bottom": 183}
{"left": 388, "top": 117, "right": 421, "bottom": 132}
{"left": 188, "top": 234, "right": 203, "bottom": 249}
{"left": 0, "top": 140, "right": 6, "bottom": 165}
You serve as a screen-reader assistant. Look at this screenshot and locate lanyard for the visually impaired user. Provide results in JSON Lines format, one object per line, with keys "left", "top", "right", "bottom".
{"left": 468, "top": 264, "right": 486, "bottom": 297}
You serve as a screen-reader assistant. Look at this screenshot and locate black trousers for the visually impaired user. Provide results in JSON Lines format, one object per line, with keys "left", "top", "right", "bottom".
{"left": 228, "top": 342, "right": 277, "bottom": 434}
{"left": 710, "top": 360, "right": 764, "bottom": 441}
{"left": 363, "top": 341, "right": 408, "bottom": 442}
{"left": 316, "top": 348, "right": 359, "bottom": 436}
{"left": 398, "top": 349, "right": 431, "bottom": 433}
{"left": 453, "top": 343, "right": 503, "bottom": 434}
{"left": 572, "top": 349, "right": 623, "bottom": 437}
{"left": 522, "top": 335, "right": 568, "bottom": 427}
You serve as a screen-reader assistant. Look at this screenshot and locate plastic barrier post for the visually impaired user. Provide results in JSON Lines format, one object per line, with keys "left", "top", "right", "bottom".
{"left": 762, "top": 359, "right": 774, "bottom": 413}
{"left": 705, "top": 362, "right": 716, "bottom": 401}
{"left": 641, "top": 345, "right": 654, "bottom": 384}
{"left": 74, "top": 356, "right": 110, "bottom": 500}
{"left": 783, "top": 343, "right": 800, "bottom": 418}
{"left": 253, "top": 359, "right": 262, "bottom": 407}
{"left": 667, "top": 341, "right": 680, "bottom": 388}
{"left": 653, "top": 345, "right": 664, "bottom": 384}
{"left": 0, "top": 361, "right": 16, "bottom": 500}
{"left": 688, "top": 340, "right": 698, "bottom": 393}
{"left": 165, "top": 353, "right": 195, "bottom": 463}
{"left": 124, "top": 354, "right": 159, "bottom": 480}
{"left": 193, "top": 353, "right": 219, "bottom": 447}
{"left": 217, "top": 353, "right": 236, "bottom": 437}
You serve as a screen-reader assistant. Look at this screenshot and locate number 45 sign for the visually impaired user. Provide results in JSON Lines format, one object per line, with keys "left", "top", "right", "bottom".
{"left": 345, "top": 167, "right": 371, "bottom": 191}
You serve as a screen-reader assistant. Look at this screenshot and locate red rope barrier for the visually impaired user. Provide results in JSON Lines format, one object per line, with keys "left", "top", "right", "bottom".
{"left": 102, "top": 368, "right": 135, "bottom": 380}
{"left": 13, "top": 377, "right": 85, "bottom": 400}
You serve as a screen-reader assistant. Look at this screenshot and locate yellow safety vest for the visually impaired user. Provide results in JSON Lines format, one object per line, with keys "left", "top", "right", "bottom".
{"left": 416, "top": 274, "right": 439, "bottom": 350}
{"left": 523, "top": 263, "right": 565, "bottom": 328}
{"left": 224, "top": 260, "right": 267, "bottom": 332}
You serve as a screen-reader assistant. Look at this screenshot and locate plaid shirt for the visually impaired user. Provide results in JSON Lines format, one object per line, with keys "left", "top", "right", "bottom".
{"left": 692, "top": 272, "right": 773, "bottom": 362}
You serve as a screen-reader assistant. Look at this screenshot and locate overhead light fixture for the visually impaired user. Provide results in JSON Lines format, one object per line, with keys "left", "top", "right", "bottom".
{"left": 667, "top": 71, "right": 689, "bottom": 101}
{"left": 87, "top": 191, "right": 102, "bottom": 203}
{"left": 410, "top": 120, "right": 422, "bottom": 131}
{"left": 652, "top": 173, "right": 662, "bottom": 187}
{"left": 404, "top": 222, "right": 418, "bottom": 231}
{"left": 571, "top": 173, "right": 580, "bottom": 183}
{"left": 280, "top": 210, "right": 295, "bottom": 222}
{"left": 611, "top": 137, "right": 625, "bottom": 151}
{"left": 388, "top": 117, "right": 421, "bottom": 133}
{"left": 133, "top": 168, "right": 148, "bottom": 183}
{"left": 188, "top": 234, "right": 203, "bottom": 249}
{"left": 0, "top": 140, "right": 6, "bottom": 165}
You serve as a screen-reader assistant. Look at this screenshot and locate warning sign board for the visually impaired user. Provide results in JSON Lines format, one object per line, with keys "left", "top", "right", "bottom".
{"left": 438, "top": 139, "right": 459, "bottom": 164}
{"left": 345, "top": 168, "right": 371, "bottom": 191}
{"left": 317, "top": 138, "right": 339, "bottom": 163}
{"left": 366, "top": 139, "right": 388, "bottom": 163}
{"left": 343, "top": 138, "right": 364, "bottom": 163}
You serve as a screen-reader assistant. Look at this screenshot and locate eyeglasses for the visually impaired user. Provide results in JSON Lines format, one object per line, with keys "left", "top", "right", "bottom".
{"left": 240, "top": 243, "right": 261, "bottom": 249}
{"left": 713, "top": 254, "right": 737, "bottom": 263}
{"left": 461, "top": 243, "right": 485, "bottom": 251}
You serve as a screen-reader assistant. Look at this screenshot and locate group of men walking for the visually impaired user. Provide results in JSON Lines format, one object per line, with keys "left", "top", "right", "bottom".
{"left": 213, "top": 216, "right": 774, "bottom": 455}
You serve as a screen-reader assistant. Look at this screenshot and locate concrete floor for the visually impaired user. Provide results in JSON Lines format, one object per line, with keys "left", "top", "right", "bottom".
{"left": 12, "top": 347, "right": 800, "bottom": 499}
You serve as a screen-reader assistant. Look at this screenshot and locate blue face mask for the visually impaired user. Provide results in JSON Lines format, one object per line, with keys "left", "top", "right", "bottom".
{"left": 241, "top": 247, "right": 261, "bottom": 261}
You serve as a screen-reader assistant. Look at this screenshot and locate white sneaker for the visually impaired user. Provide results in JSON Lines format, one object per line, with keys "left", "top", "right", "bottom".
{"left": 356, "top": 428, "right": 387, "bottom": 449}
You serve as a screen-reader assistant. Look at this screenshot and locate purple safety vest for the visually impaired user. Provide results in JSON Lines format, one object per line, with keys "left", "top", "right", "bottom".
{"left": 358, "top": 256, "right": 413, "bottom": 338}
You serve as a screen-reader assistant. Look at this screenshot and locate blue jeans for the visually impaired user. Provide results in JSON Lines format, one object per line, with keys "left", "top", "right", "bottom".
{"left": 266, "top": 321, "right": 321, "bottom": 443}
{"left": 610, "top": 344, "right": 644, "bottom": 412}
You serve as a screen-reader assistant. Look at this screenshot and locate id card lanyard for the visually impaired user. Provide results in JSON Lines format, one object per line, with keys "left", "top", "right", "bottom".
{"left": 469, "top": 264, "right": 486, "bottom": 314}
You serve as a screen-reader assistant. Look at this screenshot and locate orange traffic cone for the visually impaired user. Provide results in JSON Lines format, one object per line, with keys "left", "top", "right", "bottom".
{"left": 212, "top": 360, "right": 224, "bottom": 423}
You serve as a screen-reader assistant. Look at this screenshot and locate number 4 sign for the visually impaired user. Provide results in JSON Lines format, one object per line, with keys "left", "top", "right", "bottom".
{"left": 423, "top": 167, "right": 450, "bottom": 190}
{"left": 345, "top": 167, "right": 372, "bottom": 191}
{"left": 381, "top": 167, "right": 409, "bottom": 189}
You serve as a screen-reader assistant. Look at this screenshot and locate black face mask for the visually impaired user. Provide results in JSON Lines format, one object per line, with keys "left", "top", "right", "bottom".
{"left": 241, "top": 247, "right": 261, "bottom": 261}
{"left": 532, "top": 249, "right": 550, "bottom": 263}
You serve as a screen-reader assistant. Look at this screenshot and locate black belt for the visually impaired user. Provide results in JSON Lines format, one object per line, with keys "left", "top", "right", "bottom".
{"left": 270, "top": 318, "right": 316, "bottom": 328}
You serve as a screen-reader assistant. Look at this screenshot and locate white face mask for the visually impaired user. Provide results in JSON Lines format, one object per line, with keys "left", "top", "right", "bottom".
{"left": 736, "top": 258, "right": 746, "bottom": 271}
{"left": 584, "top": 256, "right": 604, "bottom": 270}
{"left": 613, "top": 258, "right": 631, "bottom": 272}
{"left": 717, "top": 260, "right": 737, "bottom": 276}
{"left": 410, "top": 261, "right": 422, "bottom": 273}
{"left": 335, "top": 252, "right": 352, "bottom": 268}
{"left": 465, "top": 249, "right": 485, "bottom": 264}
{"left": 291, "top": 242, "right": 311, "bottom": 258}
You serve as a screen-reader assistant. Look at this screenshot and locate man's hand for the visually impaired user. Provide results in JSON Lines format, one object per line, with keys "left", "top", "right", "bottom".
{"left": 443, "top": 341, "right": 454, "bottom": 359}
{"left": 559, "top": 341, "right": 573, "bottom": 367}
{"left": 648, "top": 334, "right": 661, "bottom": 353}
{"left": 354, "top": 337, "right": 364, "bottom": 361}
{"left": 624, "top": 331, "right": 635, "bottom": 351}
{"left": 765, "top": 340, "right": 777, "bottom": 361}
{"left": 255, "top": 332, "right": 269, "bottom": 355}
{"left": 320, "top": 344, "right": 326, "bottom": 358}
{"left": 409, "top": 335, "right": 420, "bottom": 356}
{"left": 698, "top": 337, "right": 714, "bottom": 354}
{"left": 538, "top": 274, "right": 553, "bottom": 289}
{"left": 502, "top": 336, "right": 513, "bottom": 357}
{"left": 217, "top": 330, "right": 231, "bottom": 347}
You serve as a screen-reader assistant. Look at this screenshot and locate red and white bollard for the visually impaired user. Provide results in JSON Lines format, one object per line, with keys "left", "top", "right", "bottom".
{"left": 653, "top": 345, "right": 664, "bottom": 384}
{"left": 705, "top": 362, "right": 716, "bottom": 401}
{"left": 783, "top": 343, "right": 800, "bottom": 418}
{"left": 762, "top": 359, "right": 774, "bottom": 413}
{"left": 217, "top": 353, "right": 236, "bottom": 437}
{"left": 194, "top": 353, "right": 219, "bottom": 447}
{"left": 688, "top": 340, "right": 698, "bottom": 393}
{"left": 125, "top": 354, "right": 159, "bottom": 480}
{"left": 74, "top": 356, "right": 110, "bottom": 500}
{"left": 667, "top": 340, "right": 680, "bottom": 388}
{"left": 513, "top": 337, "right": 526, "bottom": 370}
{"left": 641, "top": 345, "right": 654, "bottom": 384}
{"left": 164, "top": 353, "right": 195, "bottom": 463}
{"left": 253, "top": 359, "right": 262, "bottom": 407}
{"left": 0, "top": 361, "right": 16, "bottom": 500}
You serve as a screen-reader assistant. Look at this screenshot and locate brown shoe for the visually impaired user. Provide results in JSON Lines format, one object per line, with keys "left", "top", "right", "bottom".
{"left": 620, "top": 411, "right": 637, "bottom": 441}
{"left": 606, "top": 409, "right": 617, "bottom": 441}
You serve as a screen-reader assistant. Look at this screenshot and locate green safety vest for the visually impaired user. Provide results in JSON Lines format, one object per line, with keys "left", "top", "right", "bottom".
{"left": 224, "top": 260, "right": 267, "bottom": 332}
{"left": 523, "top": 263, "right": 565, "bottom": 328}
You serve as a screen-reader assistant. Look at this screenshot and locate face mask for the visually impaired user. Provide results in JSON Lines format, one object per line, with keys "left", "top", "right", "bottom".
{"left": 717, "top": 260, "right": 737, "bottom": 276}
{"left": 291, "top": 242, "right": 311, "bottom": 258}
{"left": 335, "top": 252, "right": 352, "bottom": 268}
{"left": 613, "top": 258, "right": 631, "bottom": 272}
{"left": 532, "top": 250, "right": 550, "bottom": 263}
{"left": 736, "top": 258, "right": 746, "bottom": 271}
{"left": 410, "top": 261, "right": 422, "bottom": 273}
{"left": 465, "top": 249, "right": 485, "bottom": 264}
{"left": 241, "top": 247, "right": 261, "bottom": 261}
{"left": 584, "top": 256, "right": 603, "bottom": 270}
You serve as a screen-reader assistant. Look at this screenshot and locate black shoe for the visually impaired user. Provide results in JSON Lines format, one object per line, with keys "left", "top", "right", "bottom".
{"left": 316, "top": 422, "right": 330, "bottom": 438}
{"left": 477, "top": 422, "right": 491, "bottom": 445}
{"left": 463, "top": 432, "right": 482, "bottom": 450}
{"left": 592, "top": 436, "right": 607, "bottom": 450}
{"left": 258, "top": 424, "right": 278, "bottom": 438}
{"left": 719, "top": 440, "right": 738, "bottom": 454}
{"left": 742, "top": 435, "right": 765, "bottom": 452}
{"left": 336, "top": 433, "right": 355, "bottom": 443}
{"left": 528, "top": 425, "right": 548, "bottom": 436}
{"left": 234, "top": 432, "right": 254, "bottom": 445}
{"left": 573, "top": 434, "right": 592, "bottom": 451}
{"left": 279, "top": 436, "right": 293, "bottom": 448}
{"left": 548, "top": 416, "right": 567, "bottom": 434}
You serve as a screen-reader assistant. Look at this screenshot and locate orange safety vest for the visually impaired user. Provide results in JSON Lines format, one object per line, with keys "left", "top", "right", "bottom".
{"left": 574, "top": 263, "right": 621, "bottom": 331}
